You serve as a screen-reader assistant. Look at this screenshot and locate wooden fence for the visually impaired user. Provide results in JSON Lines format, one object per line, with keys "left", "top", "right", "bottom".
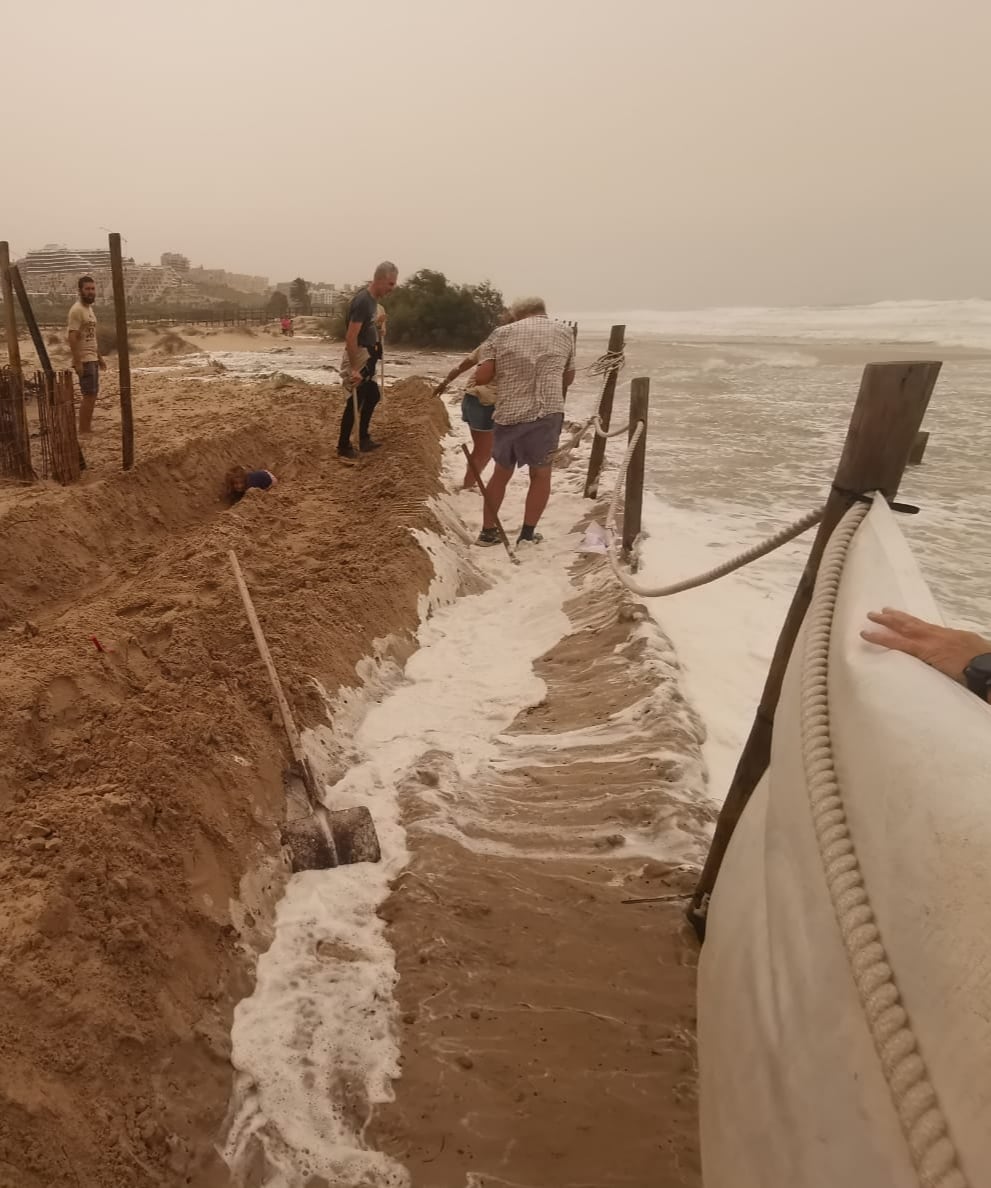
{"left": 0, "top": 366, "right": 81, "bottom": 484}
{"left": 0, "top": 366, "right": 32, "bottom": 481}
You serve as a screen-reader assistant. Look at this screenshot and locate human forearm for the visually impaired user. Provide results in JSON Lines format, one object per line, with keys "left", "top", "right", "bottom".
{"left": 345, "top": 325, "right": 362, "bottom": 369}
{"left": 436, "top": 357, "right": 473, "bottom": 394}
{"left": 862, "top": 609, "right": 991, "bottom": 697}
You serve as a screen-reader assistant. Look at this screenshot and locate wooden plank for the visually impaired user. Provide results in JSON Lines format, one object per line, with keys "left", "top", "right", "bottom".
{"left": 584, "top": 324, "right": 626, "bottom": 498}
{"left": 108, "top": 233, "right": 134, "bottom": 469}
{"left": 688, "top": 360, "right": 941, "bottom": 939}
{"left": 621, "top": 378, "right": 649, "bottom": 556}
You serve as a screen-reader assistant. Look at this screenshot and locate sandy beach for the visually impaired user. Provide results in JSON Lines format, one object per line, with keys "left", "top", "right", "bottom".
{"left": 0, "top": 331, "right": 450, "bottom": 1184}
{"left": 0, "top": 324, "right": 712, "bottom": 1186}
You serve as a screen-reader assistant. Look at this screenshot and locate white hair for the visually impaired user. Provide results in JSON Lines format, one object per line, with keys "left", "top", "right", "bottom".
{"left": 373, "top": 260, "right": 399, "bottom": 281}
{"left": 510, "top": 296, "right": 547, "bottom": 319}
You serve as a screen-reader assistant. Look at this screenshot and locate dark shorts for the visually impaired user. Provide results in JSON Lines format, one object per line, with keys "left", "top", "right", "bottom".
{"left": 492, "top": 412, "right": 564, "bottom": 470}
{"left": 461, "top": 393, "right": 495, "bottom": 432}
{"left": 78, "top": 361, "right": 100, "bottom": 397}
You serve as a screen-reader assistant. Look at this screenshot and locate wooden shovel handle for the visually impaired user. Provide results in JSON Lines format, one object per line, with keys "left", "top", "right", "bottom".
{"left": 228, "top": 549, "right": 305, "bottom": 765}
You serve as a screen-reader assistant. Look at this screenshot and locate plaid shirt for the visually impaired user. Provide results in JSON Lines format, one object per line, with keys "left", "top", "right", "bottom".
{"left": 477, "top": 316, "right": 575, "bottom": 426}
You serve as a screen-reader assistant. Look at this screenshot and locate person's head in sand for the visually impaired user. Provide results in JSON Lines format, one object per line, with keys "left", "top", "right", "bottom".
{"left": 224, "top": 466, "right": 278, "bottom": 503}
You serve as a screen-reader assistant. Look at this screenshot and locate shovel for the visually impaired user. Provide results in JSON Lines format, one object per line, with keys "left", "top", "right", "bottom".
{"left": 461, "top": 443, "right": 520, "bottom": 565}
{"left": 228, "top": 550, "right": 381, "bottom": 871}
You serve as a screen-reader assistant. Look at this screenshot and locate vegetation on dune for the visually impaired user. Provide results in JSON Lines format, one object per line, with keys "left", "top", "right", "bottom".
{"left": 328, "top": 270, "right": 505, "bottom": 350}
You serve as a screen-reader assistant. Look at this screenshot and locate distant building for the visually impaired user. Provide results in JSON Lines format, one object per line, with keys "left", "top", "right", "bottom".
{"left": 187, "top": 265, "right": 268, "bottom": 295}
{"left": 126, "top": 265, "right": 190, "bottom": 304}
{"left": 160, "top": 251, "right": 190, "bottom": 273}
{"left": 310, "top": 285, "right": 338, "bottom": 307}
{"left": 16, "top": 243, "right": 120, "bottom": 299}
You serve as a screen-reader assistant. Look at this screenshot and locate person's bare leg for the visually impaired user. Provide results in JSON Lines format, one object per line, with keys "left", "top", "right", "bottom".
{"left": 482, "top": 463, "right": 513, "bottom": 529}
{"left": 522, "top": 464, "right": 553, "bottom": 529}
{"left": 78, "top": 395, "right": 96, "bottom": 435}
{"left": 463, "top": 429, "right": 494, "bottom": 489}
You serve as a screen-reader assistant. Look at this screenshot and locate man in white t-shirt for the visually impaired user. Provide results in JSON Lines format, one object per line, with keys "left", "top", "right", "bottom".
{"left": 67, "top": 275, "right": 106, "bottom": 434}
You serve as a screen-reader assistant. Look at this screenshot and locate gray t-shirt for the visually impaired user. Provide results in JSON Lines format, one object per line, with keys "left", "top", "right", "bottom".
{"left": 348, "top": 288, "right": 379, "bottom": 349}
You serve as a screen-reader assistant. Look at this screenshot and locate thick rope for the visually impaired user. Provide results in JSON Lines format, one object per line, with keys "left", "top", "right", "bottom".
{"left": 587, "top": 349, "right": 626, "bottom": 377}
{"left": 602, "top": 422, "right": 824, "bottom": 597}
{"left": 557, "top": 413, "right": 631, "bottom": 457}
{"left": 554, "top": 350, "right": 628, "bottom": 456}
{"left": 802, "top": 501, "right": 969, "bottom": 1188}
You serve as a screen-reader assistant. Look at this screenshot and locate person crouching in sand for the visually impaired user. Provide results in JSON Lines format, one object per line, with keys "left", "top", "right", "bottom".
{"left": 224, "top": 466, "right": 278, "bottom": 504}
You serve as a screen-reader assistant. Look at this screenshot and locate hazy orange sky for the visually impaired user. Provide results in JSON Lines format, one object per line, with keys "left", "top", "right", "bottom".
{"left": 4, "top": 0, "right": 989, "bottom": 308}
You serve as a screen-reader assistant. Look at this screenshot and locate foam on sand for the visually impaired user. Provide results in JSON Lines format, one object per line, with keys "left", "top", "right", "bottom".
{"left": 222, "top": 419, "right": 711, "bottom": 1184}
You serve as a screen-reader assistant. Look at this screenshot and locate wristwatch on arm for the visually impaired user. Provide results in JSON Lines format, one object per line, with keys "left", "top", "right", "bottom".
{"left": 963, "top": 653, "right": 991, "bottom": 702}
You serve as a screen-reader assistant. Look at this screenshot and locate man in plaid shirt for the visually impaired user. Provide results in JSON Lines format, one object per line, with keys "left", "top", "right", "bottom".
{"left": 472, "top": 297, "right": 576, "bottom": 546}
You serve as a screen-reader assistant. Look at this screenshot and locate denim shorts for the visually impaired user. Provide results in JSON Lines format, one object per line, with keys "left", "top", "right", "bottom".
{"left": 78, "top": 361, "right": 100, "bottom": 397}
{"left": 461, "top": 392, "right": 495, "bottom": 432}
{"left": 492, "top": 412, "right": 564, "bottom": 470}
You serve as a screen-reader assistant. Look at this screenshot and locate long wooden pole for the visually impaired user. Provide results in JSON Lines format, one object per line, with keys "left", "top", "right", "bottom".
{"left": 228, "top": 549, "right": 306, "bottom": 763}
{"left": 622, "top": 377, "right": 649, "bottom": 556}
{"left": 461, "top": 443, "right": 519, "bottom": 565}
{"left": 11, "top": 267, "right": 88, "bottom": 475}
{"left": 10, "top": 265, "right": 53, "bottom": 378}
{"left": 0, "top": 242, "right": 33, "bottom": 481}
{"left": 688, "top": 360, "right": 941, "bottom": 939}
{"left": 0, "top": 243, "right": 23, "bottom": 375}
{"left": 584, "top": 323, "right": 626, "bottom": 499}
{"left": 108, "top": 233, "right": 134, "bottom": 469}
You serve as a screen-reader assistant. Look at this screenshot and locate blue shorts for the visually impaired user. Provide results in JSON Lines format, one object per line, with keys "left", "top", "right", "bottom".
{"left": 78, "top": 361, "right": 100, "bottom": 397}
{"left": 461, "top": 392, "right": 495, "bottom": 432}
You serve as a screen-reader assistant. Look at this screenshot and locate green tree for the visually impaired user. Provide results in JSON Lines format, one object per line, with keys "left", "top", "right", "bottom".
{"left": 289, "top": 277, "right": 311, "bottom": 314}
{"left": 266, "top": 290, "right": 290, "bottom": 318}
{"left": 382, "top": 270, "right": 505, "bottom": 349}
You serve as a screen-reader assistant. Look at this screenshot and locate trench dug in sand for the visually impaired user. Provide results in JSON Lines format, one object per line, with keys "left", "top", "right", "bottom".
{"left": 1, "top": 342, "right": 709, "bottom": 1187}
{"left": 368, "top": 551, "right": 712, "bottom": 1188}
{"left": 0, "top": 363, "right": 445, "bottom": 1188}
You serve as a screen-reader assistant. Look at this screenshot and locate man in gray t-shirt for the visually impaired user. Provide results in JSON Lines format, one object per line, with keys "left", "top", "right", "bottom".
{"left": 337, "top": 261, "right": 398, "bottom": 460}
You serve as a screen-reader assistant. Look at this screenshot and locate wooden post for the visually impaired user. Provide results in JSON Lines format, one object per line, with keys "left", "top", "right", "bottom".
{"left": 908, "top": 429, "right": 930, "bottom": 466}
{"left": 0, "top": 242, "right": 33, "bottom": 481}
{"left": 688, "top": 360, "right": 941, "bottom": 940}
{"left": 12, "top": 274, "right": 88, "bottom": 478}
{"left": 584, "top": 324, "right": 627, "bottom": 498}
{"left": 0, "top": 243, "right": 23, "bottom": 375}
{"left": 10, "top": 266, "right": 54, "bottom": 378}
{"left": 622, "top": 378, "right": 649, "bottom": 557}
{"left": 108, "top": 232, "right": 134, "bottom": 470}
